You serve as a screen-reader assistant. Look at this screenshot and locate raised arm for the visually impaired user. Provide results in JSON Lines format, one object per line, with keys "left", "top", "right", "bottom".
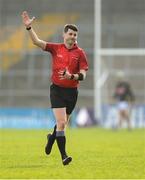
{"left": 21, "top": 11, "right": 47, "bottom": 50}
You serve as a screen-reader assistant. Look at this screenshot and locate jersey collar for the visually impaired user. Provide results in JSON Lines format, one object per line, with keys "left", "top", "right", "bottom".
{"left": 63, "top": 43, "right": 78, "bottom": 50}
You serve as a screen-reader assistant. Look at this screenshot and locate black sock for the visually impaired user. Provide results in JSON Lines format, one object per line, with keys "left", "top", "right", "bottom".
{"left": 56, "top": 131, "right": 67, "bottom": 159}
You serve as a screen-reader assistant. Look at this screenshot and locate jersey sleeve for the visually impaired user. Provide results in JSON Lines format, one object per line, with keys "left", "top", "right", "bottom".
{"left": 79, "top": 50, "right": 89, "bottom": 71}
{"left": 44, "top": 43, "right": 59, "bottom": 54}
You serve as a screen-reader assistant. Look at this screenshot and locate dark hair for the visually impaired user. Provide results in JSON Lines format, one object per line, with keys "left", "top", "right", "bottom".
{"left": 64, "top": 24, "right": 78, "bottom": 33}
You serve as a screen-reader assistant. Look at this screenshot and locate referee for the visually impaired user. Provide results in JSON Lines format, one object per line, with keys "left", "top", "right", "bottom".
{"left": 22, "top": 11, "right": 88, "bottom": 165}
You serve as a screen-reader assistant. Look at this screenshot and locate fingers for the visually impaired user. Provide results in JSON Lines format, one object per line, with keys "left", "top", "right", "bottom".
{"left": 21, "top": 11, "right": 29, "bottom": 18}
{"left": 58, "top": 71, "right": 65, "bottom": 80}
{"left": 58, "top": 69, "right": 71, "bottom": 80}
{"left": 58, "top": 74, "right": 65, "bottom": 80}
{"left": 58, "top": 70, "right": 65, "bottom": 75}
{"left": 22, "top": 11, "right": 34, "bottom": 21}
{"left": 30, "top": 16, "right": 35, "bottom": 24}
{"left": 22, "top": 11, "right": 36, "bottom": 27}
{"left": 22, "top": 11, "right": 35, "bottom": 21}
{"left": 22, "top": 11, "right": 29, "bottom": 25}
{"left": 58, "top": 70, "right": 66, "bottom": 80}
{"left": 32, "top": 16, "right": 35, "bottom": 20}
{"left": 22, "top": 11, "right": 27, "bottom": 16}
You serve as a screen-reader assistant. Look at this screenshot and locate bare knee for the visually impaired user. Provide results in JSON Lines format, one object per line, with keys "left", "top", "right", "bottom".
{"left": 57, "top": 118, "right": 67, "bottom": 131}
{"left": 53, "top": 108, "right": 67, "bottom": 131}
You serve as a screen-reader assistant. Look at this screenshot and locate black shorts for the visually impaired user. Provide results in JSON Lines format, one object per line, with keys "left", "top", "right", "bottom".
{"left": 50, "top": 83, "right": 78, "bottom": 115}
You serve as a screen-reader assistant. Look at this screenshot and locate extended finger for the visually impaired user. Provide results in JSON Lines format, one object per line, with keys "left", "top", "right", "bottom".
{"left": 31, "top": 16, "right": 35, "bottom": 21}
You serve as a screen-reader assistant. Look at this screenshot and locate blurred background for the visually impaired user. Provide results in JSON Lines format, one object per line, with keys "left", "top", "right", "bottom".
{"left": 0, "top": 0, "right": 145, "bottom": 128}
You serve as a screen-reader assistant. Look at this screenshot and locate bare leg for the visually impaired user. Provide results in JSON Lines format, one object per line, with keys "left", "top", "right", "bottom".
{"left": 53, "top": 108, "right": 67, "bottom": 131}
{"left": 124, "top": 110, "right": 131, "bottom": 130}
{"left": 118, "top": 110, "right": 124, "bottom": 129}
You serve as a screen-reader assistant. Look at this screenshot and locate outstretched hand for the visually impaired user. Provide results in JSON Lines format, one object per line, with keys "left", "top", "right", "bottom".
{"left": 58, "top": 69, "right": 72, "bottom": 80}
{"left": 21, "top": 11, "right": 35, "bottom": 27}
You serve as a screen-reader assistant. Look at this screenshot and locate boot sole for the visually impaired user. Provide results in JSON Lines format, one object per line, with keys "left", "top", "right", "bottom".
{"left": 63, "top": 157, "right": 72, "bottom": 165}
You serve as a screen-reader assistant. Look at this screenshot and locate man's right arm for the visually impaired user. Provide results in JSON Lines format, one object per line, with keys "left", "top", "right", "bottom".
{"left": 27, "top": 27, "right": 47, "bottom": 50}
{"left": 22, "top": 11, "right": 47, "bottom": 50}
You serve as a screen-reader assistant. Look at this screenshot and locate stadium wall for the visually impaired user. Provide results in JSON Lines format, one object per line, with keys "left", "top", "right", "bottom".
{"left": 0, "top": 106, "right": 144, "bottom": 129}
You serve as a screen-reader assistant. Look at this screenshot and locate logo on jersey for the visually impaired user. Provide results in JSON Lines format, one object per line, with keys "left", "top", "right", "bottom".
{"left": 72, "top": 56, "right": 79, "bottom": 61}
{"left": 57, "top": 54, "right": 63, "bottom": 58}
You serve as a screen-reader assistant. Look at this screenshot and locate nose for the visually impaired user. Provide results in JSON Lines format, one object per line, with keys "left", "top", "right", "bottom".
{"left": 71, "top": 35, "right": 76, "bottom": 39}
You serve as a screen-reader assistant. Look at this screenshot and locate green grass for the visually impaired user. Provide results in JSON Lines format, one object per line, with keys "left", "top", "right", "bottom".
{"left": 0, "top": 128, "right": 144, "bottom": 179}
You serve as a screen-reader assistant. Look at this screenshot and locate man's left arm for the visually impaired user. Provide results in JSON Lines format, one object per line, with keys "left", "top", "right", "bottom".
{"left": 58, "top": 49, "right": 88, "bottom": 80}
{"left": 58, "top": 69, "right": 87, "bottom": 81}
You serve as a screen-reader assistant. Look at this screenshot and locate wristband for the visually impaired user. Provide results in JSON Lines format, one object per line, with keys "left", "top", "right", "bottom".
{"left": 77, "top": 73, "right": 84, "bottom": 81}
{"left": 26, "top": 27, "right": 31, "bottom": 31}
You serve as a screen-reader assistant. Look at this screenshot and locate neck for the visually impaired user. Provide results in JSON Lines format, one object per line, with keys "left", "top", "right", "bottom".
{"left": 64, "top": 42, "right": 74, "bottom": 49}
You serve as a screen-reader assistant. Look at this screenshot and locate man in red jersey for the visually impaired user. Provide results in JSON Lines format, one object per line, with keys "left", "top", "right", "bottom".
{"left": 22, "top": 11, "right": 88, "bottom": 165}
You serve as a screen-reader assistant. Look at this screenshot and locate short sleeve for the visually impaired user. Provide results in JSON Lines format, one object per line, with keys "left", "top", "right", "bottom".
{"left": 44, "top": 43, "right": 59, "bottom": 54}
{"left": 79, "top": 49, "right": 89, "bottom": 71}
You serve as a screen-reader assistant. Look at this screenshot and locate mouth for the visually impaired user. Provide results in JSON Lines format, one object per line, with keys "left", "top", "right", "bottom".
{"left": 67, "top": 39, "right": 75, "bottom": 44}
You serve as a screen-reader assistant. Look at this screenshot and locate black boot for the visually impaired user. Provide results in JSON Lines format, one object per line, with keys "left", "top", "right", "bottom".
{"left": 62, "top": 155, "right": 72, "bottom": 165}
{"left": 45, "top": 125, "right": 56, "bottom": 155}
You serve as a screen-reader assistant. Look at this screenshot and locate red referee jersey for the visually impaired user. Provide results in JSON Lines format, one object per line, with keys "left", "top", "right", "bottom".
{"left": 44, "top": 43, "right": 88, "bottom": 88}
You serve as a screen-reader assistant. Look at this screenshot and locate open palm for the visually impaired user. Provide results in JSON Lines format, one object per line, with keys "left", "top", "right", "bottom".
{"left": 22, "top": 11, "right": 35, "bottom": 27}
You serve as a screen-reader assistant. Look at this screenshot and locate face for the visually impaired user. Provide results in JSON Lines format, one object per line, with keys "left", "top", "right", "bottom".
{"left": 63, "top": 29, "right": 78, "bottom": 46}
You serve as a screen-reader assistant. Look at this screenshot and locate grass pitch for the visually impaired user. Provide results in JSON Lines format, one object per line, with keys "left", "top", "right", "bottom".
{"left": 0, "top": 128, "right": 144, "bottom": 179}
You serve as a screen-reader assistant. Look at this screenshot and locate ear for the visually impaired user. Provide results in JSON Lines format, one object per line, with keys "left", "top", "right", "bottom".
{"left": 63, "top": 32, "right": 65, "bottom": 38}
